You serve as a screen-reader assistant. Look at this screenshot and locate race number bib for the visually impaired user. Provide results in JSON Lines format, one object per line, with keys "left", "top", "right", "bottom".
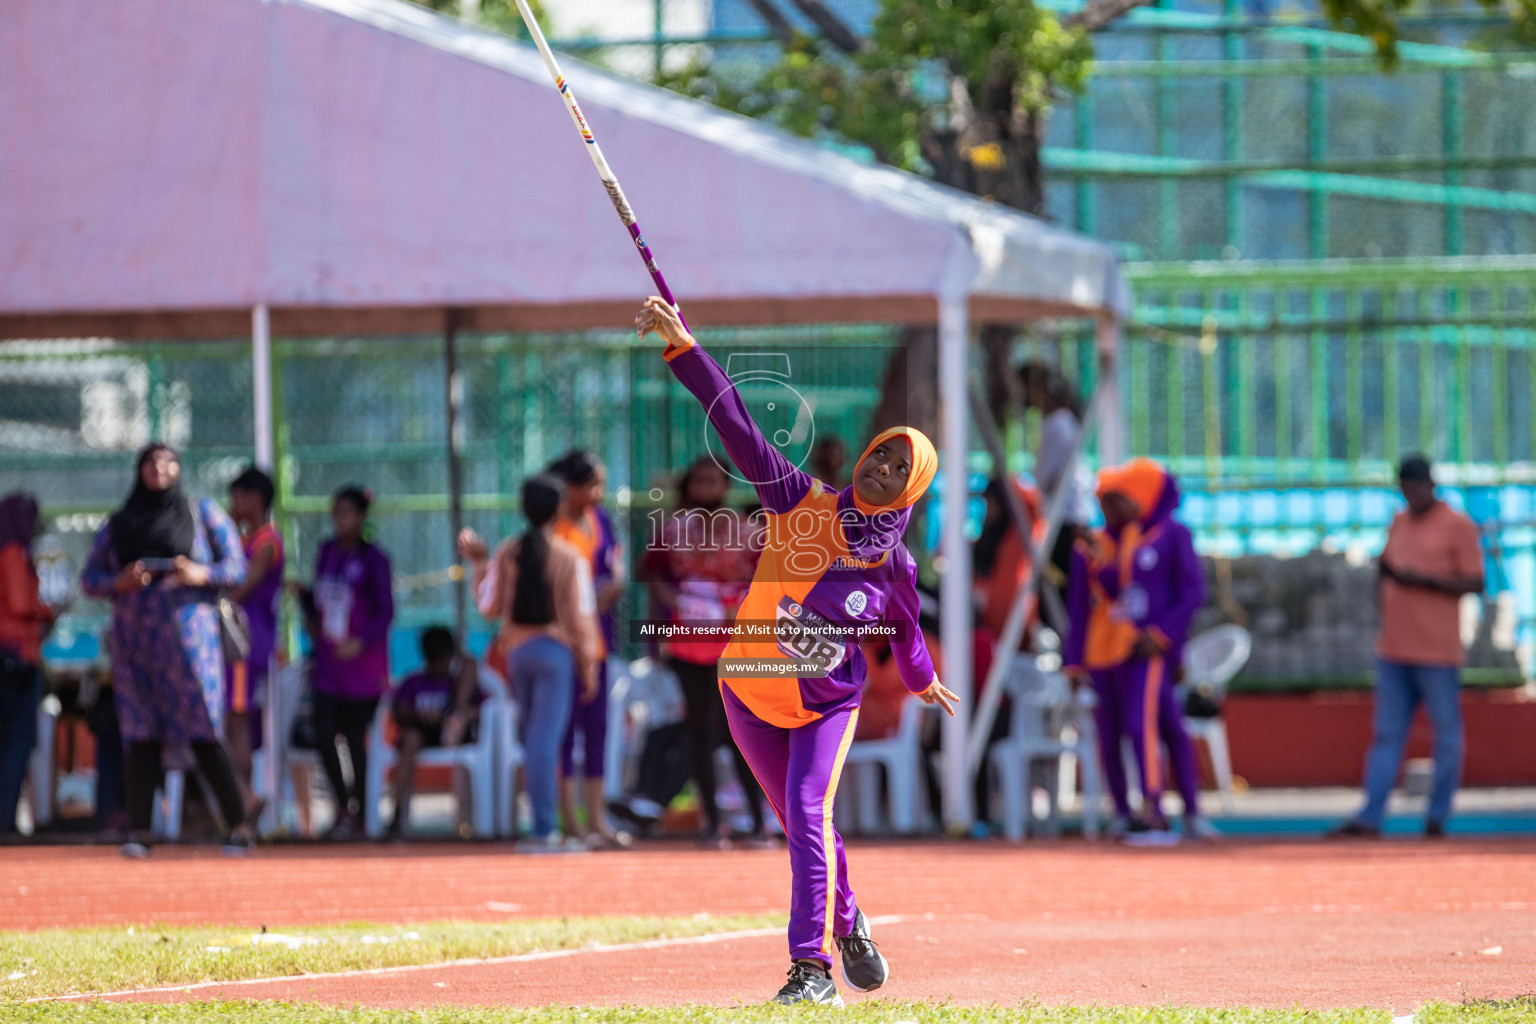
{"left": 774, "top": 597, "right": 847, "bottom": 674}
{"left": 315, "top": 578, "right": 354, "bottom": 642}
{"left": 1116, "top": 584, "right": 1149, "bottom": 624}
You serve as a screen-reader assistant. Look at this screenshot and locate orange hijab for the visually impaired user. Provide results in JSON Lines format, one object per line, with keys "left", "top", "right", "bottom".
{"left": 850, "top": 426, "right": 939, "bottom": 516}
{"left": 1095, "top": 457, "right": 1167, "bottom": 522}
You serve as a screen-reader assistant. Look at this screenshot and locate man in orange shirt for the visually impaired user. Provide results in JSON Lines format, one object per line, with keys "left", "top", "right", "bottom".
{"left": 1330, "top": 455, "right": 1484, "bottom": 840}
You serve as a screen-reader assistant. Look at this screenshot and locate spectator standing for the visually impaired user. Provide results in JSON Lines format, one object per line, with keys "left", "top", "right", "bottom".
{"left": 638, "top": 456, "right": 766, "bottom": 846}
{"left": 1329, "top": 455, "right": 1484, "bottom": 840}
{"left": 224, "top": 467, "right": 284, "bottom": 822}
{"left": 301, "top": 485, "right": 394, "bottom": 840}
{"left": 462, "top": 475, "right": 600, "bottom": 851}
{"left": 973, "top": 477, "right": 1048, "bottom": 645}
{"left": 80, "top": 445, "right": 251, "bottom": 857}
{"left": 1064, "top": 458, "right": 1208, "bottom": 845}
{"left": 1019, "top": 360, "right": 1094, "bottom": 636}
{"left": 386, "top": 626, "right": 483, "bottom": 838}
{"left": 0, "top": 494, "right": 57, "bottom": 834}
{"left": 549, "top": 450, "right": 630, "bottom": 848}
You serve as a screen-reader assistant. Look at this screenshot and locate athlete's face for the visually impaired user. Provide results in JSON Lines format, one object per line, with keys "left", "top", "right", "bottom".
{"left": 1100, "top": 491, "right": 1140, "bottom": 530}
{"left": 853, "top": 437, "right": 913, "bottom": 507}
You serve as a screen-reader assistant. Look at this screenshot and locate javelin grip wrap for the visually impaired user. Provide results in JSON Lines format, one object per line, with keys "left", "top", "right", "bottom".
{"left": 603, "top": 180, "right": 637, "bottom": 225}
{"left": 512, "top": 0, "right": 686, "bottom": 327}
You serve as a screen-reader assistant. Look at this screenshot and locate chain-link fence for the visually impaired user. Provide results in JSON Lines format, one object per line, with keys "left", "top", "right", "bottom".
{"left": 0, "top": 324, "right": 906, "bottom": 670}
{"left": 7, "top": 276, "right": 1536, "bottom": 683}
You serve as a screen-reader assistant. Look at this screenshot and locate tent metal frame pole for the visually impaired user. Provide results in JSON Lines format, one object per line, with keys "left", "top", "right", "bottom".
{"left": 1095, "top": 314, "right": 1123, "bottom": 465}
{"left": 253, "top": 304, "right": 274, "bottom": 470}
{"left": 251, "top": 303, "right": 279, "bottom": 835}
{"left": 444, "top": 310, "right": 468, "bottom": 643}
{"left": 938, "top": 290, "right": 973, "bottom": 831}
{"left": 963, "top": 384, "right": 1105, "bottom": 777}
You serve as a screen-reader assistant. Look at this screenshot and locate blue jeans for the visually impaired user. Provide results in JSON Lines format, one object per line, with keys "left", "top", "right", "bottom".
{"left": 508, "top": 637, "right": 575, "bottom": 838}
{"left": 0, "top": 665, "right": 43, "bottom": 833}
{"left": 1358, "top": 659, "right": 1463, "bottom": 828}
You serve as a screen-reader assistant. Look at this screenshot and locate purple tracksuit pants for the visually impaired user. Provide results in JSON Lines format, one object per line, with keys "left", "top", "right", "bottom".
{"left": 723, "top": 685, "right": 860, "bottom": 968}
{"left": 1092, "top": 655, "right": 1201, "bottom": 820}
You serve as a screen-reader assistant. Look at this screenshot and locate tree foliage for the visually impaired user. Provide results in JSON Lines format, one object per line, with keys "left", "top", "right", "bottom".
{"left": 1320, "top": 0, "right": 1536, "bottom": 66}
{"left": 409, "top": 0, "right": 545, "bottom": 40}
{"left": 660, "top": 0, "right": 1095, "bottom": 210}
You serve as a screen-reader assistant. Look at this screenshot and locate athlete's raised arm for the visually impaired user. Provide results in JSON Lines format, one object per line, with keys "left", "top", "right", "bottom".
{"left": 636, "top": 296, "right": 813, "bottom": 514}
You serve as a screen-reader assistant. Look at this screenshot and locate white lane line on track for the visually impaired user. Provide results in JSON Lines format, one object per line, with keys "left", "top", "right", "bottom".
{"left": 33, "top": 915, "right": 914, "bottom": 1003}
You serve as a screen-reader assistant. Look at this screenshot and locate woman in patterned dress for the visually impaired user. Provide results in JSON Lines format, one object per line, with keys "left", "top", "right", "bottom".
{"left": 81, "top": 444, "right": 251, "bottom": 857}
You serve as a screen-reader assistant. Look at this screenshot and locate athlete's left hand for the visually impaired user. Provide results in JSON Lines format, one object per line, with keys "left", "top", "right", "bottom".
{"left": 917, "top": 679, "right": 960, "bottom": 716}
{"left": 1132, "top": 632, "right": 1168, "bottom": 659}
{"left": 635, "top": 296, "right": 691, "bottom": 349}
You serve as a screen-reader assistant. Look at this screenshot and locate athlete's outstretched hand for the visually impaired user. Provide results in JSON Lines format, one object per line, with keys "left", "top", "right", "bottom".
{"left": 635, "top": 296, "right": 691, "bottom": 349}
{"left": 918, "top": 678, "right": 960, "bottom": 716}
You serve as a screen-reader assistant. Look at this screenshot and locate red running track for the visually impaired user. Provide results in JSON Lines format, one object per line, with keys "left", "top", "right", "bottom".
{"left": 5, "top": 839, "right": 1535, "bottom": 1015}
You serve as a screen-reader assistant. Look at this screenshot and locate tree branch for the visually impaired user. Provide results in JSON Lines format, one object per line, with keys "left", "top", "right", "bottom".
{"left": 1064, "top": 0, "right": 1156, "bottom": 32}
{"left": 742, "top": 0, "right": 796, "bottom": 47}
{"left": 782, "top": 0, "right": 865, "bottom": 54}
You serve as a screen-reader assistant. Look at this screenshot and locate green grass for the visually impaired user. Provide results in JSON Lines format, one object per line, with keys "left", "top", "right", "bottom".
{"left": 0, "top": 915, "right": 783, "bottom": 1003}
{"left": 13, "top": 1001, "right": 1534, "bottom": 1023}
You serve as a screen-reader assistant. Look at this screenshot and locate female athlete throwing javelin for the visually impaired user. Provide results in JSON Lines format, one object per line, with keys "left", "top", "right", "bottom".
{"left": 636, "top": 297, "right": 960, "bottom": 1006}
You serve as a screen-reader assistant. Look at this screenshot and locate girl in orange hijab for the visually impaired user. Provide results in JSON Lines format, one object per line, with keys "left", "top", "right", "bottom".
{"left": 637, "top": 296, "right": 958, "bottom": 1007}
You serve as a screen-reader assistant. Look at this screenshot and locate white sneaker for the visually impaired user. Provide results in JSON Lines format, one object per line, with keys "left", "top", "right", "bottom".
{"left": 1183, "top": 816, "right": 1222, "bottom": 842}
{"left": 1122, "top": 828, "right": 1180, "bottom": 848}
{"left": 517, "top": 832, "right": 582, "bottom": 854}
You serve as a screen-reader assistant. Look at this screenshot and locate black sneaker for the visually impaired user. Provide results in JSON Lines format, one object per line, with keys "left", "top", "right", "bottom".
{"left": 606, "top": 799, "right": 658, "bottom": 838}
{"left": 1425, "top": 821, "right": 1447, "bottom": 839}
{"left": 835, "top": 909, "right": 888, "bottom": 992}
{"left": 773, "top": 960, "right": 842, "bottom": 1006}
{"left": 1325, "top": 819, "right": 1382, "bottom": 840}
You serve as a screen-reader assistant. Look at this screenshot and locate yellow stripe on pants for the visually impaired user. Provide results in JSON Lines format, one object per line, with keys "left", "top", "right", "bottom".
{"left": 819, "top": 707, "right": 860, "bottom": 956}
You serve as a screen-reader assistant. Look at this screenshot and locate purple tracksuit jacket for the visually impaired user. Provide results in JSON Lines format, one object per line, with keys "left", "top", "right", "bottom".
{"left": 664, "top": 334, "right": 934, "bottom": 969}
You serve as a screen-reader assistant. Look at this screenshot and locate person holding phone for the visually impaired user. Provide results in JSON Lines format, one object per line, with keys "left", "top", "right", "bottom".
{"left": 80, "top": 445, "right": 251, "bottom": 857}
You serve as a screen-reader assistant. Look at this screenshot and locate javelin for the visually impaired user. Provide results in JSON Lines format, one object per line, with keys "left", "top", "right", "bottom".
{"left": 509, "top": 0, "right": 687, "bottom": 329}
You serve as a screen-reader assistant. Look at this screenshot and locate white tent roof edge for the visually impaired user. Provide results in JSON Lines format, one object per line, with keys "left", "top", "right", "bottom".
{"left": 281, "top": 0, "right": 1132, "bottom": 320}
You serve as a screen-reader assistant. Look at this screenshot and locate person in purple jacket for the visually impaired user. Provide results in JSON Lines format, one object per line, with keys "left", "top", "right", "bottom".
{"left": 300, "top": 485, "right": 395, "bottom": 840}
{"left": 1064, "top": 458, "right": 1209, "bottom": 846}
{"left": 636, "top": 296, "right": 958, "bottom": 1007}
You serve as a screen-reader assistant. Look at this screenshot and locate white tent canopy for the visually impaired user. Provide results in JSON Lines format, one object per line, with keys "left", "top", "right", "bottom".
{"left": 1, "top": 0, "right": 1130, "bottom": 827}
{"left": 1, "top": 0, "right": 1128, "bottom": 331}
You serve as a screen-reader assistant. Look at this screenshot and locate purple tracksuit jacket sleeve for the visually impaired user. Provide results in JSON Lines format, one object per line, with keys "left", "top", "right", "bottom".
{"left": 1063, "top": 544, "right": 1091, "bottom": 671}
{"left": 356, "top": 546, "right": 396, "bottom": 649}
{"left": 885, "top": 558, "right": 936, "bottom": 693}
{"left": 1146, "top": 523, "right": 1204, "bottom": 652}
{"left": 664, "top": 343, "right": 813, "bottom": 515}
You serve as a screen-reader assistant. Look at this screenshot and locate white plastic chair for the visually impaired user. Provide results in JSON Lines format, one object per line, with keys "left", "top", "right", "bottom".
{"left": 493, "top": 690, "right": 524, "bottom": 837}
{"left": 26, "top": 695, "right": 59, "bottom": 830}
{"left": 838, "top": 697, "right": 930, "bottom": 835}
{"left": 365, "top": 665, "right": 505, "bottom": 838}
{"left": 989, "top": 658, "right": 1102, "bottom": 841}
{"left": 1178, "top": 624, "right": 1252, "bottom": 814}
{"left": 150, "top": 769, "right": 185, "bottom": 841}
{"left": 252, "top": 659, "right": 323, "bottom": 837}
{"left": 602, "top": 657, "right": 684, "bottom": 804}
